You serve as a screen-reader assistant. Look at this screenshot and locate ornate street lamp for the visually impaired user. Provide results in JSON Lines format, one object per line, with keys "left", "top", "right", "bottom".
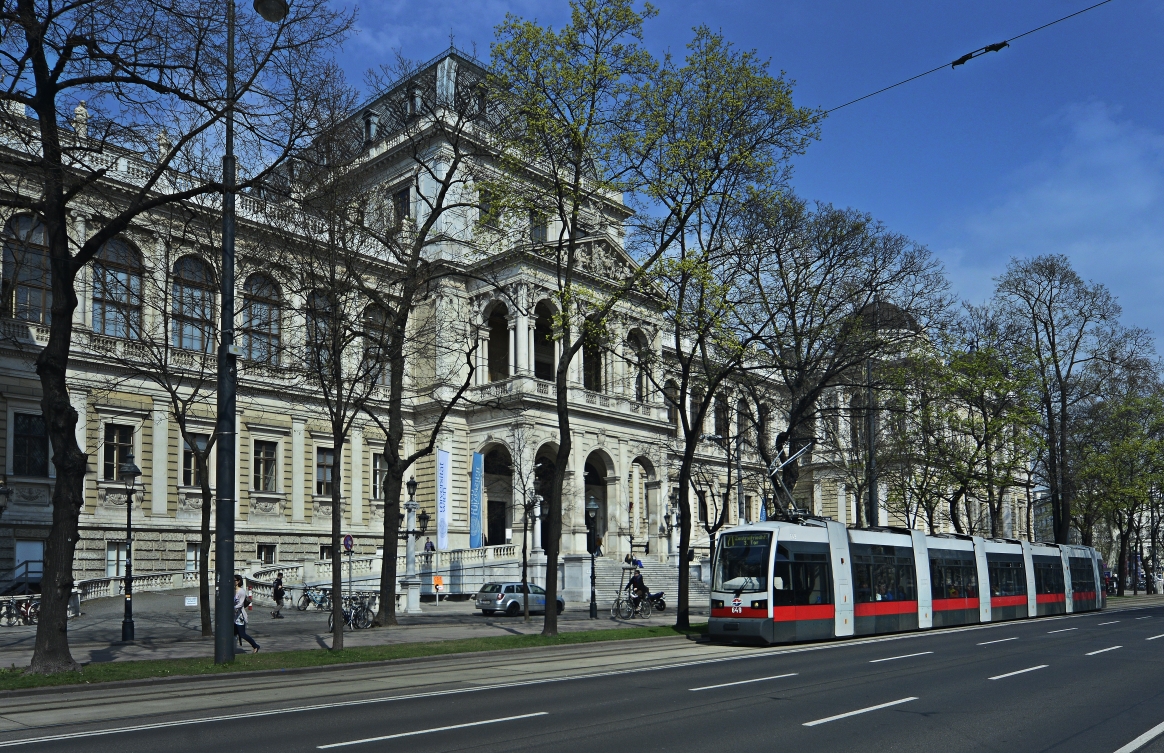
{"left": 586, "top": 495, "right": 599, "bottom": 619}
{"left": 118, "top": 455, "right": 142, "bottom": 642}
{"left": 215, "top": 0, "right": 291, "bottom": 665}
{"left": 401, "top": 476, "right": 423, "bottom": 613}
{"left": 0, "top": 475, "right": 12, "bottom": 519}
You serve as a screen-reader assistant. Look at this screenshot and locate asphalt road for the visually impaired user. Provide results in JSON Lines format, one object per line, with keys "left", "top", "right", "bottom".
{"left": 4, "top": 602, "right": 1164, "bottom": 753}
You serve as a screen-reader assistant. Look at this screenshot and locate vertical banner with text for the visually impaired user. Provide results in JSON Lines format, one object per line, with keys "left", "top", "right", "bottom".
{"left": 437, "top": 449, "right": 450, "bottom": 549}
{"left": 469, "top": 452, "right": 484, "bottom": 548}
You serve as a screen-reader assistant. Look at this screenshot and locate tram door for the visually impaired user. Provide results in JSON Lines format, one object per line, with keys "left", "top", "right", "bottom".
{"left": 825, "top": 521, "right": 854, "bottom": 637}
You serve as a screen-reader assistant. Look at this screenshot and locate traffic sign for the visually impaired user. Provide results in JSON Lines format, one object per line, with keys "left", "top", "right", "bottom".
{"left": 343, "top": 534, "right": 354, "bottom": 552}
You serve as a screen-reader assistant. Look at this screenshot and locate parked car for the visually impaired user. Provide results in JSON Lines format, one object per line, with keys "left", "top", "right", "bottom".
{"left": 475, "top": 582, "right": 564, "bottom": 616}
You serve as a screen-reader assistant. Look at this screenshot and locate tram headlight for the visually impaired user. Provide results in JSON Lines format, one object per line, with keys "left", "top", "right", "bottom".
{"left": 751, "top": 600, "right": 767, "bottom": 610}
{"left": 712, "top": 599, "right": 724, "bottom": 608}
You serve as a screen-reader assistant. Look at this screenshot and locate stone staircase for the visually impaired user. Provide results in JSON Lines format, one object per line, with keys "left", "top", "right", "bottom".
{"left": 592, "top": 556, "right": 709, "bottom": 612}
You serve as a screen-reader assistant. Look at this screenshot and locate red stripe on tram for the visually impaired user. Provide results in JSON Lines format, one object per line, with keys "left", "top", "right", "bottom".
{"left": 854, "top": 600, "right": 918, "bottom": 617}
{"left": 932, "top": 597, "right": 980, "bottom": 612}
{"left": 1073, "top": 591, "right": 1097, "bottom": 601}
{"left": 771, "top": 605, "right": 834, "bottom": 622}
{"left": 990, "top": 595, "right": 1027, "bottom": 608}
{"left": 1036, "top": 593, "right": 1066, "bottom": 604}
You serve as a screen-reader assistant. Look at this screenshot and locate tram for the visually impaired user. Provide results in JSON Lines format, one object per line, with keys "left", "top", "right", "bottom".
{"left": 708, "top": 519, "right": 1104, "bottom": 644}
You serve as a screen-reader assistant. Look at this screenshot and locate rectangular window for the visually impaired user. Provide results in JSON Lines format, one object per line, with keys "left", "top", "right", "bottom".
{"left": 257, "top": 544, "right": 276, "bottom": 565}
{"left": 103, "top": 424, "right": 134, "bottom": 480}
{"left": 392, "top": 187, "right": 410, "bottom": 228}
{"left": 106, "top": 542, "right": 126, "bottom": 577}
{"left": 372, "top": 453, "right": 386, "bottom": 499}
{"left": 319, "top": 544, "right": 333, "bottom": 561}
{"left": 316, "top": 447, "right": 335, "bottom": 496}
{"left": 185, "top": 543, "right": 200, "bottom": 572}
{"left": 12, "top": 412, "right": 49, "bottom": 477}
{"left": 529, "top": 210, "right": 547, "bottom": 244}
{"left": 182, "top": 433, "right": 209, "bottom": 487}
{"left": 254, "top": 440, "right": 278, "bottom": 491}
{"left": 696, "top": 491, "right": 708, "bottom": 523}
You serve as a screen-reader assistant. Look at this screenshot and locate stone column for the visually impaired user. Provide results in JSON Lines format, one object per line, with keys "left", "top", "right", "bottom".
{"left": 351, "top": 425, "right": 363, "bottom": 526}
{"left": 508, "top": 320, "right": 517, "bottom": 377}
{"left": 291, "top": 416, "right": 306, "bottom": 522}
{"left": 151, "top": 397, "right": 169, "bottom": 516}
{"left": 515, "top": 305, "right": 529, "bottom": 374}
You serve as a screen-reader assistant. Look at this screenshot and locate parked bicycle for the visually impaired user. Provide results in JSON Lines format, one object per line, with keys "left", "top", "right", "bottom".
{"left": 296, "top": 587, "right": 331, "bottom": 612}
{"left": 327, "top": 593, "right": 374, "bottom": 630}
{"left": 0, "top": 597, "right": 39, "bottom": 626}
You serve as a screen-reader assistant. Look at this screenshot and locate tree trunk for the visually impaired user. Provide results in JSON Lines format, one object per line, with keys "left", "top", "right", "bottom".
{"left": 674, "top": 453, "right": 695, "bottom": 631}
{"left": 199, "top": 477, "right": 213, "bottom": 636}
{"left": 542, "top": 340, "right": 577, "bottom": 638}
{"left": 1116, "top": 519, "right": 1130, "bottom": 598}
{"left": 30, "top": 244, "right": 86, "bottom": 674}
{"left": 522, "top": 505, "right": 530, "bottom": 622}
{"left": 331, "top": 437, "right": 345, "bottom": 650}
{"left": 374, "top": 464, "right": 403, "bottom": 627}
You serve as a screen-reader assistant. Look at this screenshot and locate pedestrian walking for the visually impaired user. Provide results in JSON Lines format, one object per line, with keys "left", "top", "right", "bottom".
{"left": 271, "top": 571, "right": 285, "bottom": 618}
{"left": 234, "top": 574, "right": 260, "bottom": 653}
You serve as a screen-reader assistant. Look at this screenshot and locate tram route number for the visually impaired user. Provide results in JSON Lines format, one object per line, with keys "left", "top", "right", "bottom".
{"left": 731, "top": 597, "right": 742, "bottom": 614}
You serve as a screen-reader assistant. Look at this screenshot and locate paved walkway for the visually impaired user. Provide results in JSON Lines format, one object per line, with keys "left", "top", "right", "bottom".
{"left": 0, "top": 588, "right": 704, "bottom": 667}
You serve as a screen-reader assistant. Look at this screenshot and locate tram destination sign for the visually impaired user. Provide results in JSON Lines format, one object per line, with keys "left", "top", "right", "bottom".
{"left": 721, "top": 532, "right": 769, "bottom": 548}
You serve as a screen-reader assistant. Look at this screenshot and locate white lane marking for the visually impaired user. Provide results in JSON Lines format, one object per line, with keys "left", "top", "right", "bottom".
{"left": 989, "top": 665, "right": 1048, "bottom": 680}
{"left": 1048, "top": 628, "right": 1078, "bottom": 634}
{"left": 690, "top": 673, "right": 798, "bottom": 691}
{"left": 1086, "top": 646, "right": 1122, "bottom": 656}
{"left": 317, "top": 712, "right": 547, "bottom": 749}
{"left": 977, "top": 637, "right": 1018, "bottom": 646}
{"left": 1135, "top": 616, "right": 1151, "bottom": 620}
{"left": 0, "top": 603, "right": 1149, "bottom": 746}
{"left": 803, "top": 697, "right": 918, "bottom": 727}
{"left": 1098, "top": 621, "right": 1120, "bottom": 626}
{"left": 1114, "top": 718, "right": 1164, "bottom": 753}
{"left": 1147, "top": 634, "right": 1164, "bottom": 641}
{"left": 869, "top": 651, "right": 934, "bottom": 663}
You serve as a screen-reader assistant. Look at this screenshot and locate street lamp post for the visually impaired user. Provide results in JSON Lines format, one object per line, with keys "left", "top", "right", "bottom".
{"left": 118, "top": 455, "right": 142, "bottom": 642}
{"left": 399, "top": 476, "right": 429, "bottom": 614}
{"left": 586, "top": 495, "right": 599, "bottom": 619}
{"left": 214, "top": 0, "right": 290, "bottom": 665}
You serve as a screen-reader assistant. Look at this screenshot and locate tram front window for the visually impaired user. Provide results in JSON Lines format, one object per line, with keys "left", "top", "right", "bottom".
{"left": 713, "top": 532, "right": 770, "bottom": 593}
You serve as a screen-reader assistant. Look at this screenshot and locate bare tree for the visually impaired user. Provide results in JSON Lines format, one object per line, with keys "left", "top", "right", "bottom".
{"left": 995, "top": 255, "right": 1153, "bottom": 544}
{"left": 0, "top": 0, "right": 351, "bottom": 673}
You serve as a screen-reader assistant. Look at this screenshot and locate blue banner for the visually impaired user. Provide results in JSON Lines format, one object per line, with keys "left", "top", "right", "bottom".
{"left": 469, "top": 452, "right": 484, "bottom": 548}
{"left": 759, "top": 495, "right": 767, "bottom": 522}
{"left": 437, "top": 449, "right": 450, "bottom": 549}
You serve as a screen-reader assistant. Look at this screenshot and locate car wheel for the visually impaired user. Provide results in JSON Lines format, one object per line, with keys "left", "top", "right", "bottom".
{"left": 482, "top": 610, "right": 495, "bottom": 616}
{"left": 556, "top": 601, "right": 564, "bottom": 615}
{"left": 505, "top": 601, "right": 521, "bottom": 617}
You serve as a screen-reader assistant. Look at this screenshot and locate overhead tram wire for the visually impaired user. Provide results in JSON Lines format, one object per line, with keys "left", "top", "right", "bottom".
{"left": 824, "top": 0, "right": 1116, "bottom": 114}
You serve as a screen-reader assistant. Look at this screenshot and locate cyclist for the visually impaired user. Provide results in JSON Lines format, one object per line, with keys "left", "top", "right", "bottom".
{"left": 627, "top": 568, "right": 648, "bottom": 610}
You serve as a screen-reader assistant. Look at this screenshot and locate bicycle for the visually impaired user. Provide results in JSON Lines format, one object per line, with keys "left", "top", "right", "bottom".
{"left": 614, "top": 587, "right": 651, "bottom": 619}
{"left": 327, "top": 594, "right": 373, "bottom": 631}
{"left": 0, "top": 599, "right": 17, "bottom": 627}
{"left": 297, "top": 587, "right": 331, "bottom": 612}
{"left": 18, "top": 597, "right": 39, "bottom": 625}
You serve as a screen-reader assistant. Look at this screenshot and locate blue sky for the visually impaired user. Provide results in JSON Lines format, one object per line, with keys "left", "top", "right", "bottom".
{"left": 331, "top": 0, "right": 1164, "bottom": 341}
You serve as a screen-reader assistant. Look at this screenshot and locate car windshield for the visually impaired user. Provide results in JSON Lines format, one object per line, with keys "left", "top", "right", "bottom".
{"left": 713, "top": 532, "right": 771, "bottom": 593}
{"left": 530, "top": 585, "right": 545, "bottom": 595}
{"left": 480, "top": 584, "right": 502, "bottom": 593}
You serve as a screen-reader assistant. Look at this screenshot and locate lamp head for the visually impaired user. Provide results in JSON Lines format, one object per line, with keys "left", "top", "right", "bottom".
{"left": 417, "top": 509, "right": 431, "bottom": 535}
{"left": 252, "top": 0, "right": 289, "bottom": 23}
{"left": 406, "top": 475, "right": 418, "bottom": 500}
{"left": 586, "top": 495, "right": 598, "bottom": 518}
{"left": 118, "top": 454, "right": 142, "bottom": 489}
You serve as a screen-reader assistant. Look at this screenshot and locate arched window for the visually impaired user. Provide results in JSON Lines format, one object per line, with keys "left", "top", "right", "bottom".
{"left": 242, "top": 273, "right": 281, "bottom": 364}
{"left": 582, "top": 317, "right": 604, "bottom": 393}
{"left": 364, "top": 304, "right": 393, "bottom": 387}
{"left": 736, "top": 399, "right": 753, "bottom": 447}
{"left": 305, "top": 290, "right": 333, "bottom": 368}
{"left": 625, "top": 329, "right": 648, "bottom": 403}
{"left": 533, "top": 301, "right": 556, "bottom": 381}
{"left": 171, "top": 256, "right": 215, "bottom": 352}
{"left": 486, "top": 303, "right": 509, "bottom": 382}
{"left": 1, "top": 215, "right": 51, "bottom": 324}
{"left": 714, "top": 395, "right": 730, "bottom": 443}
{"left": 663, "top": 380, "right": 680, "bottom": 427}
{"left": 93, "top": 238, "right": 143, "bottom": 338}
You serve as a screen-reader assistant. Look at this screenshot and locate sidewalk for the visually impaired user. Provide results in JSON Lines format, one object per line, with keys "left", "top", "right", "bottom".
{"left": 0, "top": 589, "right": 705, "bottom": 667}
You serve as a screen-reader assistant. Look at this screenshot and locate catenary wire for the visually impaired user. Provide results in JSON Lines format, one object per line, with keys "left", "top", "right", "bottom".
{"left": 824, "top": 0, "right": 1115, "bottom": 114}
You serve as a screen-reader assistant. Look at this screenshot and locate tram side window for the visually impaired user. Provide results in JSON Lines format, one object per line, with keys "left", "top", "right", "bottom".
{"left": 987, "top": 559, "right": 1027, "bottom": 597}
{"left": 1034, "top": 562, "right": 1065, "bottom": 594}
{"left": 1069, "top": 558, "right": 1096, "bottom": 595}
{"left": 930, "top": 555, "right": 978, "bottom": 600}
{"left": 851, "top": 544, "right": 916, "bottom": 603}
{"left": 773, "top": 547, "right": 833, "bottom": 606}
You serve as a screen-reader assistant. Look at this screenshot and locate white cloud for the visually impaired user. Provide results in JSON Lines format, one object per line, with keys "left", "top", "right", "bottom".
{"left": 939, "top": 101, "right": 1164, "bottom": 339}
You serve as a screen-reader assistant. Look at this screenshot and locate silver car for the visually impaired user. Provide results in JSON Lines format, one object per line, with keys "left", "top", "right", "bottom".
{"left": 476, "top": 582, "right": 565, "bottom": 616}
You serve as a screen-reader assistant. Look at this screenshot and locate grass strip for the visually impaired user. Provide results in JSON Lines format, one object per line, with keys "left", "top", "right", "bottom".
{"left": 0, "top": 622, "right": 707, "bottom": 692}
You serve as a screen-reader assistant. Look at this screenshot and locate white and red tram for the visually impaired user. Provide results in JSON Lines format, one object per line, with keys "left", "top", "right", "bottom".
{"left": 709, "top": 520, "right": 1104, "bottom": 644}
